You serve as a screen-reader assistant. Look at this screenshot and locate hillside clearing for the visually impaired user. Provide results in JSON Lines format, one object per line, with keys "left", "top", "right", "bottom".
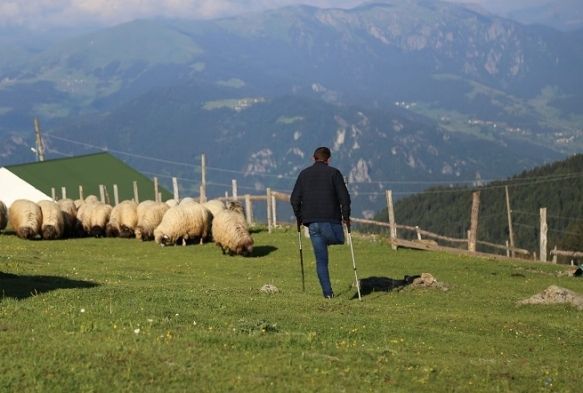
{"left": 1, "top": 227, "right": 581, "bottom": 392}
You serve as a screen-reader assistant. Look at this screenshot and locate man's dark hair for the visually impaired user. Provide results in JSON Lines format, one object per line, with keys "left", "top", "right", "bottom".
{"left": 313, "top": 147, "right": 331, "bottom": 162}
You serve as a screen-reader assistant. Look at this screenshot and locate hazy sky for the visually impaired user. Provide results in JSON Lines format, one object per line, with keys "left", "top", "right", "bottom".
{"left": 0, "top": 0, "right": 553, "bottom": 29}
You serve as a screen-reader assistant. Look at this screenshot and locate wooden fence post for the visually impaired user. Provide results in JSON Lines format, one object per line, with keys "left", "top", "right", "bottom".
{"left": 172, "top": 177, "right": 179, "bottom": 201}
{"left": 61, "top": 187, "right": 67, "bottom": 200}
{"left": 200, "top": 153, "right": 207, "bottom": 203}
{"left": 386, "top": 190, "right": 397, "bottom": 250}
{"left": 468, "top": 191, "right": 480, "bottom": 252}
{"left": 540, "top": 207, "right": 548, "bottom": 262}
{"left": 133, "top": 181, "right": 139, "bottom": 204}
{"left": 505, "top": 186, "right": 516, "bottom": 257}
{"left": 232, "top": 179, "right": 238, "bottom": 200}
{"left": 245, "top": 194, "right": 253, "bottom": 225}
{"left": 99, "top": 185, "right": 106, "bottom": 203}
{"left": 153, "top": 177, "right": 159, "bottom": 202}
{"left": 266, "top": 188, "right": 273, "bottom": 233}
{"left": 51, "top": 187, "right": 56, "bottom": 200}
{"left": 113, "top": 184, "right": 119, "bottom": 206}
{"left": 200, "top": 185, "right": 207, "bottom": 203}
{"left": 272, "top": 194, "right": 277, "bottom": 227}
{"left": 78, "top": 185, "right": 84, "bottom": 200}
{"left": 415, "top": 226, "right": 422, "bottom": 240}
{"left": 103, "top": 185, "right": 110, "bottom": 205}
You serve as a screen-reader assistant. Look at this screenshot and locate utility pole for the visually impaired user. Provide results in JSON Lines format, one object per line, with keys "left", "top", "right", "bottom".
{"left": 33, "top": 117, "right": 46, "bottom": 161}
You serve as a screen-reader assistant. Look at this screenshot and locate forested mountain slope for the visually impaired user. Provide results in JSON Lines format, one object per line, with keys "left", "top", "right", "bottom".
{"left": 376, "top": 154, "right": 583, "bottom": 253}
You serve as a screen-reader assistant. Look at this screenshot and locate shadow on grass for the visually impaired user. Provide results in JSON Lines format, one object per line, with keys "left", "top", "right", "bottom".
{"left": 350, "top": 275, "right": 420, "bottom": 299}
{"left": 0, "top": 272, "right": 99, "bottom": 301}
{"left": 251, "top": 245, "right": 278, "bottom": 257}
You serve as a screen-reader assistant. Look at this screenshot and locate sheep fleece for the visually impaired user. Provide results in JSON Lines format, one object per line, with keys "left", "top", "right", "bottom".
{"left": 0, "top": 200, "right": 7, "bottom": 231}
{"left": 154, "top": 203, "right": 210, "bottom": 245}
{"left": 135, "top": 201, "right": 169, "bottom": 241}
{"left": 38, "top": 200, "right": 65, "bottom": 240}
{"left": 8, "top": 199, "right": 42, "bottom": 239}
{"left": 212, "top": 210, "right": 253, "bottom": 255}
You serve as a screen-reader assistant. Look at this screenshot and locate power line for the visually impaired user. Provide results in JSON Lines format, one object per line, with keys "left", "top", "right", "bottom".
{"left": 46, "top": 133, "right": 583, "bottom": 189}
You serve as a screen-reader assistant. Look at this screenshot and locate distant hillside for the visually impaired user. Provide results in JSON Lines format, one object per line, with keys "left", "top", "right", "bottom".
{"left": 1, "top": 0, "right": 582, "bottom": 218}
{"left": 375, "top": 154, "right": 583, "bottom": 254}
{"left": 508, "top": 0, "right": 583, "bottom": 31}
{"left": 43, "top": 90, "right": 563, "bottom": 217}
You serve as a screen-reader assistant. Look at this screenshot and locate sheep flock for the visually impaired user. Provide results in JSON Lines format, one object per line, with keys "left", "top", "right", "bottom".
{"left": 0, "top": 196, "right": 254, "bottom": 256}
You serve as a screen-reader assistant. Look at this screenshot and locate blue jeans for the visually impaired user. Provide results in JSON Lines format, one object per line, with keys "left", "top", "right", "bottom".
{"left": 308, "top": 222, "right": 345, "bottom": 297}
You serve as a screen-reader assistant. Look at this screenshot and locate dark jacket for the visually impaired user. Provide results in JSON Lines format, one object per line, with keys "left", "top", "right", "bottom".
{"left": 290, "top": 161, "right": 351, "bottom": 225}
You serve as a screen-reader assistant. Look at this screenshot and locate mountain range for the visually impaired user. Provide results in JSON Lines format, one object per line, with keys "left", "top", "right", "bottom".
{"left": 0, "top": 0, "right": 581, "bottom": 216}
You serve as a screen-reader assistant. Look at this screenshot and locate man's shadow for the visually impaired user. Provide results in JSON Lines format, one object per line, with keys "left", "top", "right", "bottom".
{"left": 0, "top": 272, "right": 99, "bottom": 300}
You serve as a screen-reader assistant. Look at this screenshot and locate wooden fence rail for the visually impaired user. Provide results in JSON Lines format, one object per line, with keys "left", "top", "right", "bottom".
{"left": 350, "top": 217, "right": 531, "bottom": 257}
{"left": 52, "top": 179, "right": 581, "bottom": 263}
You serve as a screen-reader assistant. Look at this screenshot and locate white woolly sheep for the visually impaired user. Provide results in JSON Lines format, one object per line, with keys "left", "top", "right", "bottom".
{"left": 179, "top": 197, "right": 198, "bottom": 206}
{"left": 225, "top": 200, "right": 245, "bottom": 215}
{"left": 0, "top": 200, "right": 7, "bottom": 232}
{"left": 106, "top": 200, "right": 138, "bottom": 238}
{"left": 135, "top": 201, "right": 169, "bottom": 241}
{"left": 8, "top": 199, "right": 42, "bottom": 240}
{"left": 78, "top": 201, "right": 112, "bottom": 237}
{"left": 154, "top": 203, "right": 211, "bottom": 246}
{"left": 85, "top": 195, "right": 99, "bottom": 204}
{"left": 74, "top": 199, "right": 84, "bottom": 209}
{"left": 165, "top": 199, "right": 179, "bottom": 208}
{"left": 202, "top": 199, "right": 226, "bottom": 218}
{"left": 212, "top": 210, "right": 253, "bottom": 256}
{"left": 57, "top": 198, "right": 79, "bottom": 237}
{"left": 37, "top": 200, "right": 65, "bottom": 240}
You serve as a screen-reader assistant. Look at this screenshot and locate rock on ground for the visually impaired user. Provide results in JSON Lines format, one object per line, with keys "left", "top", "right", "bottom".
{"left": 518, "top": 285, "right": 583, "bottom": 310}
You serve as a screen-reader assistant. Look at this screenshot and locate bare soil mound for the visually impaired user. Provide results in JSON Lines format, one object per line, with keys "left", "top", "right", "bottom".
{"left": 518, "top": 285, "right": 583, "bottom": 310}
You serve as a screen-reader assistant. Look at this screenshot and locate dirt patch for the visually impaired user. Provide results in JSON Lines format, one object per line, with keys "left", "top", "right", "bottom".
{"left": 410, "top": 273, "right": 449, "bottom": 291}
{"left": 518, "top": 285, "right": 583, "bottom": 310}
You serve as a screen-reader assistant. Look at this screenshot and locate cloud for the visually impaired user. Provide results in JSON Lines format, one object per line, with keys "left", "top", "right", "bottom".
{"left": 0, "top": 0, "right": 362, "bottom": 28}
{"left": 0, "top": 0, "right": 552, "bottom": 29}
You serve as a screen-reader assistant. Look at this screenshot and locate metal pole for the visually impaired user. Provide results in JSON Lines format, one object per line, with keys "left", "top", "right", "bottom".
{"left": 346, "top": 223, "right": 361, "bottom": 301}
{"left": 297, "top": 222, "right": 305, "bottom": 292}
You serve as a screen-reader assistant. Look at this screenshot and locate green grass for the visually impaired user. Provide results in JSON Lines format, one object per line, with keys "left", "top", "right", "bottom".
{"left": 1, "top": 227, "right": 581, "bottom": 392}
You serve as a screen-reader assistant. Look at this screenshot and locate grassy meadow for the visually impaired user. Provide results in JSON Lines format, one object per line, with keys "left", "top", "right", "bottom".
{"left": 0, "top": 226, "right": 581, "bottom": 392}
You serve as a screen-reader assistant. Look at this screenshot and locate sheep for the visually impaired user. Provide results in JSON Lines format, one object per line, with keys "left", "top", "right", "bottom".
{"left": 74, "top": 199, "right": 84, "bottom": 209}
{"left": 78, "top": 201, "right": 112, "bottom": 237}
{"left": 202, "top": 199, "right": 226, "bottom": 218}
{"left": 135, "top": 201, "right": 169, "bottom": 241}
{"left": 165, "top": 199, "right": 179, "bottom": 208}
{"left": 106, "top": 200, "right": 138, "bottom": 238}
{"left": 0, "top": 200, "right": 7, "bottom": 232}
{"left": 211, "top": 210, "right": 254, "bottom": 256}
{"left": 85, "top": 195, "right": 99, "bottom": 204}
{"left": 8, "top": 199, "right": 42, "bottom": 240}
{"left": 225, "top": 200, "right": 244, "bottom": 215}
{"left": 179, "top": 197, "right": 198, "bottom": 206}
{"left": 57, "top": 198, "right": 79, "bottom": 237}
{"left": 154, "top": 203, "right": 211, "bottom": 247}
{"left": 37, "top": 200, "right": 65, "bottom": 240}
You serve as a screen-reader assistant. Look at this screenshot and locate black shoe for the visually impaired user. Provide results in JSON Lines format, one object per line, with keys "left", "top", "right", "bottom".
{"left": 324, "top": 294, "right": 335, "bottom": 299}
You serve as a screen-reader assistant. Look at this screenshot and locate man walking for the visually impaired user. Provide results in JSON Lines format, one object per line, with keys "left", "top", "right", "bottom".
{"left": 290, "top": 147, "right": 351, "bottom": 298}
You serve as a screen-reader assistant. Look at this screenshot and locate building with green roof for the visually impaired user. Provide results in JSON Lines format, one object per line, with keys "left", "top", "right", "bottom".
{"left": 4, "top": 152, "right": 171, "bottom": 203}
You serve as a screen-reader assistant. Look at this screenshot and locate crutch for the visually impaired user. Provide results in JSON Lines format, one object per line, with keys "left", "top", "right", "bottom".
{"left": 297, "top": 221, "right": 306, "bottom": 292}
{"left": 346, "top": 221, "right": 362, "bottom": 300}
